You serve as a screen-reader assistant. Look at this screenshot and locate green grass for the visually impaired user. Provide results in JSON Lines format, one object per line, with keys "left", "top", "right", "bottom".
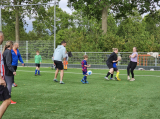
{"left": 1, "top": 67, "right": 160, "bottom": 119}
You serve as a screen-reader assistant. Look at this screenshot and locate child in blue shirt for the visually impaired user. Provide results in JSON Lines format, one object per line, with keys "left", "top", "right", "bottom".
{"left": 81, "top": 55, "right": 91, "bottom": 84}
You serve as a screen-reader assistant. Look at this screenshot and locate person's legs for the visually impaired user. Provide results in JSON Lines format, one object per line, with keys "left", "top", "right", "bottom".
{"left": 54, "top": 69, "right": 59, "bottom": 79}
{"left": 106, "top": 68, "right": 113, "bottom": 77}
{"left": 35, "top": 66, "right": 38, "bottom": 75}
{"left": 5, "top": 76, "right": 12, "bottom": 96}
{"left": 0, "top": 98, "right": 11, "bottom": 119}
{"left": 127, "top": 62, "right": 131, "bottom": 80}
{"left": 38, "top": 66, "right": 40, "bottom": 75}
{"left": 12, "top": 66, "right": 17, "bottom": 84}
{"left": 60, "top": 70, "right": 64, "bottom": 82}
{"left": 131, "top": 62, "right": 137, "bottom": 79}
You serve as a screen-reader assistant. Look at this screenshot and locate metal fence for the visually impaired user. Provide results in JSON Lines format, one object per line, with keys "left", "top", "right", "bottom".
{"left": 0, "top": 40, "right": 160, "bottom": 70}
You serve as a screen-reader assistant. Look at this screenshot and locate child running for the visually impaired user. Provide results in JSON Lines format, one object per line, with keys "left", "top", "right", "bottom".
{"left": 81, "top": 55, "right": 91, "bottom": 84}
{"left": 110, "top": 56, "right": 121, "bottom": 81}
{"left": 35, "top": 51, "right": 42, "bottom": 76}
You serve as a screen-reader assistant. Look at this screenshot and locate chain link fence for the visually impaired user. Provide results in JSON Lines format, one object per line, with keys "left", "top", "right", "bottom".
{"left": 0, "top": 40, "right": 160, "bottom": 70}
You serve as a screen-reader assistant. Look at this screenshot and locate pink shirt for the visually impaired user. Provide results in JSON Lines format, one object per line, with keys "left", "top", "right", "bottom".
{"left": 0, "top": 51, "right": 5, "bottom": 79}
{"left": 131, "top": 52, "right": 138, "bottom": 62}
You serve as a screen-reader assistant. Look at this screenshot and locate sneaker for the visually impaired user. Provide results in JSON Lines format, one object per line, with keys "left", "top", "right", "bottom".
{"left": 104, "top": 77, "right": 109, "bottom": 80}
{"left": 130, "top": 78, "right": 135, "bottom": 81}
{"left": 12, "top": 83, "right": 17, "bottom": 87}
{"left": 53, "top": 79, "right": 58, "bottom": 82}
{"left": 11, "top": 100, "right": 16, "bottom": 104}
{"left": 35, "top": 74, "right": 37, "bottom": 76}
{"left": 127, "top": 76, "right": 130, "bottom": 80}
{"left": 60, "top": 81, "right": 65, "bottom": 84}
{"left": 117, "top": 77, "right": 121, "bottom": 81}
{"left": 110, "top": 78, "right": 115, "bottom": 80}
{"left": 85, "top": 81, "right": 89, "bottom": 84}
{"left": 81, "top": 79, "right": 85, "bottom": 84}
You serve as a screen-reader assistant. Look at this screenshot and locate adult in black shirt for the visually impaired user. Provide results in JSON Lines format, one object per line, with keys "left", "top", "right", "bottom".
{"left": 105, "top": 48, "right": 119, "bottom": 80}
{"left": 3, "top": 41, "right": 16, "bottom": 104}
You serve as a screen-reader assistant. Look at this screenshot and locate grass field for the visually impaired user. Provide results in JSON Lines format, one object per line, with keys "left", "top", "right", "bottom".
{"left": 1, "top": 67, "right": 160, "bottom": 119}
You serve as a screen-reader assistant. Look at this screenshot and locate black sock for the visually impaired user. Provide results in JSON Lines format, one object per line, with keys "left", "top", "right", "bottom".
{"left": 106, "top": 72, "right": 111, "bottom": 77}
{"left": 111, "top": 74, "right": 113, "bottom": 78}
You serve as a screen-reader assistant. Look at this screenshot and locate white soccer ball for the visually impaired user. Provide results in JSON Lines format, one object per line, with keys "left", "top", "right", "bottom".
{"left": 87, "top": 70, "right": 92, "bottom": 75}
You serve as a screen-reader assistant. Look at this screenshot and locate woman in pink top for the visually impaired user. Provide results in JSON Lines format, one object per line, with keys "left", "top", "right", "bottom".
{"left": 127, "top": 47, "right": 138, "bottom": 81}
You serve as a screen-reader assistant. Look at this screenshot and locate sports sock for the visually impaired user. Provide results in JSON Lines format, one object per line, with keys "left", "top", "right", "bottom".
{"left": 85, "top": 76, "right": 87, "bottom": 82}
{"left": 84, "top": 76, "right": 87, "bottom": 82}
{"left": 82, "top": 76, "right": 85, "bottom": 81}
{"left": 106, "top": 72, "right": 111, "bottom": 77}
{"left": 111, "top": 74, "right": 113, "bottom": 78}
{"left": 38, "top": 70, "right": 40, "bottom": 75}
{"left": 116, "top": 72, "right": 119, "bottom": 78}
{"left": 35, "top": 69, "right": 37, "bottom": 74}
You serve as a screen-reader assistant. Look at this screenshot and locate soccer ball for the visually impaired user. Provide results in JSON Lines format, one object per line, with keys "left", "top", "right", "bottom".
{"left": 87, "top": 70, "right": 92, "bottom": 75}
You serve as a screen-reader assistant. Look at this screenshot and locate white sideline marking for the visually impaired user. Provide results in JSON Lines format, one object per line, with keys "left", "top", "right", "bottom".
{"left": 18, "top": 70, "right": 160, "bottom": 77}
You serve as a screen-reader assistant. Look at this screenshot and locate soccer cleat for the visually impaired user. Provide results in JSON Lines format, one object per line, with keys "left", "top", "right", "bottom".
{"left": 53, "top": 79, "right": 58, "bottom": 82}
{"left": 12, "top": 83, "right": 17, "bottom": 87}
{"left": 110, "top": 78, "right": 115, "bottom": 80}
{"left": 127, "top": 76, "right": 130, "bottom": 80}
{"left": 11, "top": 100, "right": 16, "bottom": 104}
{"left": 81, "top": 79, "right": 85, "bottom": 84}
{"left": 85, "top": 81, "right": 89, "bottom": 84}
{"left": 104, "top": 77, "right": 109, "bottom": 80}
{"left": 35, "top": 74, "right": 37, "bottom": 76}
{"left": 130, "top": 78, "right": 135, "bottom": 81}
{"left": 117, "top": 78, "right": 121, "bottom": 81}
{"left": 60, "top": 81, "right": 65, "bottom": 84}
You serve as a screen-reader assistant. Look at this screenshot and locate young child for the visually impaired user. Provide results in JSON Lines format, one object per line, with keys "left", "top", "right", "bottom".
{"left": 81, "top": 55, "right": 91, "bottom": 84}
{"left": 35, "top": 51, "right": 42, "bottom": 75}
{"left": 64, "top": 51, "right": 68, "bottom": 70}
{"left": 110, "top": 56, "right": 121, "bottom": 81}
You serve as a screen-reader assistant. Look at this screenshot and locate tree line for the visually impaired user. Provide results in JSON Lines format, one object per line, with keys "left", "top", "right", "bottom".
{"left": 1, "top": 0, "right": 160, "bottom": 52}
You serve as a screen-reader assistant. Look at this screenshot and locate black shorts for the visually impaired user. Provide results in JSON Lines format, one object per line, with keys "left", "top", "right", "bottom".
{"left": 54, "top": 60, "right": 63, "bottom": 70}
{"left": 106, "top": 62, "right": 113, "bottom": 69}
{"left": 114, "top": 67, "right": 118, "bottom": 71}
{"left": 0, "top": 85, "right": 11, "bottom": 101}
{"left": 35, "top": 64, "right": 40, "bottom": 68}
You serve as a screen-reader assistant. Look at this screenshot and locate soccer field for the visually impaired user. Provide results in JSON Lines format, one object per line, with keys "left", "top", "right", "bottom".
{"left": 1, "top": 67, "right": 160, "bottom": 119}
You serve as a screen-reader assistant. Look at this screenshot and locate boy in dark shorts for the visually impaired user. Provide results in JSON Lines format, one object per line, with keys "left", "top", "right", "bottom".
{"left": 0, "top": 31, "right": 11, "bottom": 118}
{"left": 81, "top": 55, "right": 91, "bottom": 84}
{"left": 35, "top": 51, "right": 42, "bottom": 76}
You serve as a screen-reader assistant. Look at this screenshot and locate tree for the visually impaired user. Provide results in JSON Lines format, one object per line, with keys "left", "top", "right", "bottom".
{"left": 32, "top": 6, "right": 74, "bottom": 41}
{"left": 68, "top": 0, "right": 160, "bottom": 35}
{"left": 2, "top": 9, "right": 28, "bottom": 41}
{"left": 1, "top": 0, "right": 54, "bottom": 42}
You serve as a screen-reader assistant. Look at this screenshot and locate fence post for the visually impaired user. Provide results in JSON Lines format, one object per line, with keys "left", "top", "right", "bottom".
{"left": 26, "top": 41, "right": 28, "bottom": 63}
{"left": 118, "top": 53, "right": 120, "bottom": 65}
{"left": 155, "top": 58, "right": 157, "bottom": 66}
{"left": 85, "top": 52, "right": 86, "bottom": 55}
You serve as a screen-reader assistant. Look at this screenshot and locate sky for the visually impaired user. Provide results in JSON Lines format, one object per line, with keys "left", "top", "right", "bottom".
{"left": 24, "top": 0, "right": 73, "bottom": 32}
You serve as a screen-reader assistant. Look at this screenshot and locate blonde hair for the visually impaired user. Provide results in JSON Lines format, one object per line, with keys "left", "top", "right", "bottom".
{"left": 83, "top": 55, "right": 88, "bottom": 59}
{"left": 2, "top": 41, "right": 13, "bottom": 54}
{"left": 112, "top": 48, "right": 118, "bottom": 52}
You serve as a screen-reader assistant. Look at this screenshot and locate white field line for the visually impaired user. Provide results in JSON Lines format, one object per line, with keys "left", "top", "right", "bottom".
{"left": 18, "top": 70, "right": 160, "bottom": 77}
